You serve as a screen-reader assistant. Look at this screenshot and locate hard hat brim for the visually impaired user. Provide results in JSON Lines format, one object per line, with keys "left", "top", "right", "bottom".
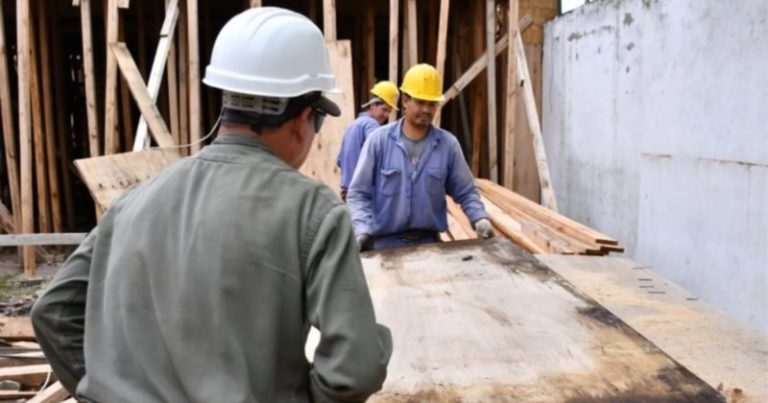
{"left": 316, "top": 95, "right": 341, "bottom": 117}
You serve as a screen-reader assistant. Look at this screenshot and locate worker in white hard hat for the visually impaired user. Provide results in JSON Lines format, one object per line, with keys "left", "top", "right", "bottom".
{"left": 337, "top": 81, "right": 399, "bottom": 201}
{"left": 31, "top": 7, "right": 392, "bottom": 402}
{"left": 347, "top": 64, "right": 494, "bottom": 251}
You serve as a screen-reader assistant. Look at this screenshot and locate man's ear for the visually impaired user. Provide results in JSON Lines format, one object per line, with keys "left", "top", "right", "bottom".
{"left": 291, "top": 107, "right": 314, "bottom": 143}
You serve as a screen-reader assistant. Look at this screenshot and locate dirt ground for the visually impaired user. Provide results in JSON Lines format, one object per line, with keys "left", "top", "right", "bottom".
{"left": 0, "top": 248, "right": 74, "bottom": 317}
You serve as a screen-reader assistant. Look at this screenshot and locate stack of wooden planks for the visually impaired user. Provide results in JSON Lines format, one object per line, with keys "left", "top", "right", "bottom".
{"left": 442, "top": 179, "right": 623, "bottom": 255}
{"left": 0, "top": 316, "right": 71, "bottom": 402}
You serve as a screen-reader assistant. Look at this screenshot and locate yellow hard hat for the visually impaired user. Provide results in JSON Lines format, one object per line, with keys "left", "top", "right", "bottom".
{"left": 399, "top": 64, "right": 445, "bottom": 103}
{"left": 369, "top": 81, "right": 400, "bottom": 110}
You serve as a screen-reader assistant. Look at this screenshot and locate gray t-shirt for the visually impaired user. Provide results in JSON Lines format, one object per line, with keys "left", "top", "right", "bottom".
{"left": 402, "top": 132, "right": 429, "bottom": 166}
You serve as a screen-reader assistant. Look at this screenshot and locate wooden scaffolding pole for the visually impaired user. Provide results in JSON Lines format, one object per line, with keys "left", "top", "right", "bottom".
{"left": 323, "top": 0, "right": 336, "bottom": 41}
{"left": 187, "top": 0, "right": 201, "bottom": 153}
{"left": 0, "top": 2, "right": 21, "bottom": 235}
{"left": 502, "top": 0, "right": 519, "bottom": 189}
{"left": 388, "top": 0, "right": 399, "bottom": 122}
{"left": 365, "top": 3, "right": 375, "bottom": 94}
{"left": 407, "top": 0, "right": 417, "bottom": 65}
{"left": 29, "top": 5, "right": 51, "bottom": 234}
{"left": 166, "top": 0, "right": 180, "bottom": 145}
{"left": 250, "top": 0, "right": 261, "bottom": 7}
{"left": 433, "top": 0, "right": 450, "bottom": 126}
{"left": 178, "top": 1, "right": 189, "bottom": 155}
{"left": 16, "top": 0, "right": 35, "bottom": 274}
{"left": 486, "top": 0, "right": 498, "bottom": 182}
{"left": 79, "top": 0, "right": 101, "bottom": 158}
{"left": 103, "top": 0, "right": 120, "bottom": 155}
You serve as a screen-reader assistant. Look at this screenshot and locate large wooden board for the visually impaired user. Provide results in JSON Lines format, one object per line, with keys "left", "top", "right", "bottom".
{"left": 360, "top": 239, "right": 723, "bottom": 402}
{"left": 74, "top": 149, "right": 180, "bottom": 215}
{"left": 299, "top": 40, "right": 354, "bottom": 195}
{"left": 537, "top": 254, "right": 768, "bottom": 403}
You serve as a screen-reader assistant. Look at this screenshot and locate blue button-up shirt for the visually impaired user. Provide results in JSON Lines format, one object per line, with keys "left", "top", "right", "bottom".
{"left": 337, "top": 112, "right": 381, "bottom": 190}
{"left": 347, "top": 119, "right": 487, "bottom": 237}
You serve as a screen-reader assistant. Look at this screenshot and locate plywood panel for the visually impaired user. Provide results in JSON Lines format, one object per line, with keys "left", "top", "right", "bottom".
{"left": 537, "top": 254, "right": 768, "bottom": 403}
{"left": 299, "top": 40, "right": 354, "bottom": 195}
{"left": 360, "top": 239, "right": 723, "bottom": 402}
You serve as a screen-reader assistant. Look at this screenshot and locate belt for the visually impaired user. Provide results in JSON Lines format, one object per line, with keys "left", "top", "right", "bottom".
{"left": 386, "top": 230, "right": 439, "bottom": 241}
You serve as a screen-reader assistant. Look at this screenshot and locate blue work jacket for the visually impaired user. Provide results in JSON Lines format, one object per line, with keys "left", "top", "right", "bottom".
{"left": 347, "top": 119, "right": 487, "bottom": 238}
{"left": 337, "top": 112, "right": 381, "bottom": 190}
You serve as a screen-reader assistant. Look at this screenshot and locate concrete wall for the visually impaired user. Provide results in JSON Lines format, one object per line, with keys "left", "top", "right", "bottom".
{"left": 542, "top": 0, "right": 768, "bottom": 333}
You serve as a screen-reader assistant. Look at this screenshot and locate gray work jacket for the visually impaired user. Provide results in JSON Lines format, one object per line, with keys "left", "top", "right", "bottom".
{"left": 31, "top": 134, "right": 392, "bottom": 403}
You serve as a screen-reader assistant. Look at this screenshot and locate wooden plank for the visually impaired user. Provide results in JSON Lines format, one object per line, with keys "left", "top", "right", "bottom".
{"left": 0, "top": 2, "right": 20, "bottom": 237}
{"left": 363, "top": 239, "right": 724, "bottom": 401}
{"left": 0, "top": 233, "right": 88, "bottom": 247}
{"left": 481, "top": 195, "right": 545, "bottom": 253}
{"left": 0, "top": 202, "right": 14, "bottom": 234}
{"left": 118, "top": 22, "right": 133, "bottom": 152}
{"left": 133, "top": 0, "right": 180, "bottom": 151}
{"left": 298, "top": 41, "right": 354, "bottom": 194}
{"left": 74, "top": 149, "right": 180, "bottom": 213}
{"left": 365, "top": 2, "right": 375, "bottom": 101}
{"left": 323, "top": 0, "right": 336, "bottom": 42}
{"left": 38, "top": 1, "right": 63, "bottom": 233}
{"left": 186, "top": 0, "right": 201, "bottom": 153}
{"left": 178, "top": 1, "right": 189, "bottom": 155}
{"left": 118, "top": 0, "right": 129, "bottom": 8}
{"left": 485, "top": 0, "right": 498, "bottom": 182}
{"left": 111, "top": 43, "right": 176, "bottom": 149}
{"left": 537, "top": 255, "right": 768, "bottom": 403}
{"left": 443, "top": 15, "right": 532, "bottom": 104}
{"left": 470, "top": 0, "right": 486, "bottom": 177}
{"left": 104, "top": 0, "right": 120, "bottom": 155}
{"left": 388, "top": 0, "right": 399, "bottom": 123}
{"left": 17, "top": 0, "right": 35, "bottom": 275}
{"left": 27, "top": 381, "right": 69, "bottom": 403}
{"left": 0, "top": 364, "right": 52, "bottom": 387}
{"left": 166, "top": 0, "right": 180, "bottom": 145}
{"left": 79, "top": 0, "right": 101, "bottom": 158}
{"left": 29, "top": 5, "right": 51, "bottom": 235}
{"left": 433, "top": 0, "right": 450, "bottom": 126}
{"left": 250, "top": 0, "right": 261, "bottom": 6}
{"left": 0, "top": 391, "right": 38, "bottom": 399}
{"left": 0, "top": 316, "right": 34, "bottom": 341}
{"left": 445, "top": 212, "right": 470, "bottom": 241}
{"left": 407, "top": 0, "right": 417, "bottom": 65}
{"left": 445, "top": 198, "right": 477, "bottom": 239}
{"left": 502, "top": 0, "right": 520, "bottom": 189}
{"left": 514, "top": 31, "right": 557, "bottom": 211}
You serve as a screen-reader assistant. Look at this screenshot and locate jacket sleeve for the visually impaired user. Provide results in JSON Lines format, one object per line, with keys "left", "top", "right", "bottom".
{"left": 31, "top": 228, "right": 98, "bottom": 394}
{"left": 304, "top": 205, "right": 392, "bottom": 402}
{"left": 445, "top": 138, "right": 488, "bottom": 223}
{"left": 346, "top": 135, "right": 378, "bottom": 236}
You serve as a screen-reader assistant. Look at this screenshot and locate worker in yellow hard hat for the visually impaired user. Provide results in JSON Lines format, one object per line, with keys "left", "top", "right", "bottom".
{"left": 347, "top": 64, "right": 494, "bottom": 251}
{"left": 336, "top": 81, "right": 399, "bottom": 200}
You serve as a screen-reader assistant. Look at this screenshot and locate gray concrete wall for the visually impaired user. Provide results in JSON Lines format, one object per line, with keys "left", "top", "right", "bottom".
{"left": 542, "top": 0, "right": 768, "bottom": 333}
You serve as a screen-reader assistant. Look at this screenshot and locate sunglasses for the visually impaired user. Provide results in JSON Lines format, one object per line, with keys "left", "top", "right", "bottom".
{"left": 311, "top": 107, "right": 327, "bottom": 133}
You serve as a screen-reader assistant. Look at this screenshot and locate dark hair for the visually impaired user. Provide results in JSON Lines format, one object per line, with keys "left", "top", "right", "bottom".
{"left": 221, "top": 92, "right": 322, "bottom": 132}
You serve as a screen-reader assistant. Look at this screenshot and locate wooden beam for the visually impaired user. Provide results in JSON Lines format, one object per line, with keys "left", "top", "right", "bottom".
{"left": 38, "top": 0, "right": 63, "bottom": 233}
{"left": 178, "top": 2, "right": 189, "bottom": 155}
{"left": 103, "top": 0, "right": 120, "bottom": 154}
{"left": 365, "top": 3, "right": 375, "bottom": 97}
{"left": 187, "top": 0, "right": 201, "bottom": 153}
{"left": 388, "top": 0, "right": 399, "bottom": 122}
{"left": 0, "top": 364, "right": 52, "bottom": 388}
{"left": 443, "top": 15, "right": 531, "bottom": 103}
{"left": 111, "top": 43, "right": 176, "bottom": 149}
{"left": 433, "top": 0, "right": 450, "bottom": 126}
{"left": 133, "top": 0, "right": 179, "bottom": 151}
{"left": 0, "top": 233, "right": 88, "bottom": 246}
{"left": 79, "top": 0, "right": 100, "bottom": 158}
{"left": 166, "top": 0, "right": 180, "bottom": 145}
{"left": 0, "top": 2, "right": 20, "bottom": 236}
{"left": 323, "top": 0, "right": 336, "bottom": 41}
{"left": 514, "top": 31, "right": 557, "bottom": 211}
{"left": 486, "top": 0, "right": 498, "bottom": 182}
{"left": 28, "top": 6, "right": 51, "bottom": 234}
{"left": 27, "top": 382, "right": 69, "bottom": 403}
{"left": 503, "top": 0, "right": 520, "bottom": 189}
{"left": 0, "top": 316, "right": 34, "bottom": 341}
{"left": 407, "top": 0, "right": 417, "bottom": 65}
{"left": 250, "top": 0, "right": 261, "bottom": 6}
{"left": 118, "top": 0, "right": 130, "bottom": 8}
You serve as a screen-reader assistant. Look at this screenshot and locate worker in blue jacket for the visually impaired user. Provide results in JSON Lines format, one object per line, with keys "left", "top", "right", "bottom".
{"left": 337, "top": 81, "right": 399, "bottom": 201}
{"left": 347, "top": 64, "right": 495, "bottom": 251}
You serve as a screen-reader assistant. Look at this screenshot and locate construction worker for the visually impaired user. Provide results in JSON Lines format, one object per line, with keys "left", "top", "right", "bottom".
{"left": 337, "top": 81, "right": 399, "bottom": 201}
{"left": 347, "top": 64, "right": 495, "bottom": 251}
{"left": 31, "top": 8, "right": 391, "bottom": 402}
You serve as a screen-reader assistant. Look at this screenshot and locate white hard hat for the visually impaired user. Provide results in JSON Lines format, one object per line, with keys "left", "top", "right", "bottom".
{"left": 203, "top": 7, "right": 341, "bottom": 99}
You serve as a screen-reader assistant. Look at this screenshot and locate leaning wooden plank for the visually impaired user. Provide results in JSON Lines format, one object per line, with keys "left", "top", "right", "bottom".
{"left": 0, "top": 233, "right": 88, "bottom": 247}
{"left": 481, "top": 195, "right": 545, "bottom": 253}
{"left": 187, "top": 0, "right": 201, "bottom": 153}
{"left": 178, "top": 3, "right": 189, "bottom": 155}
{"left": 432, "top": 0, "right": 450, "bottom": 126}
{"left": 103, "top": 0, "right": 120, "bottom": 155}
{"left": 29, "top": 5, "right": 51, "bottom": 234}
{"left": 477, "top": 178, "right": 619, "bottom": 245}
{"left": 387, "top": 0, "right": 398, "bottom": 122}
{"left": 79, "top": 0, "right": 100, "bottom": 158}
{"left": 111, "top": 43, "right": 176, "bottom": 149}
{"left": 74, "top": 149, "right": 180, "bottom": 213}
{"left": 0, "top": 364, "right": 52, "bottom": 387}
{"left": 27, "top": 381, "right": 69, "bottom": 403}
{"left": 502, "top": 0, "right": 520, "bottom": 189}
{"left": 17, "top": 0, "right": 36, "bottom": 275}
{"left": 406, "top": 0, "right": 417, "bottom": 64}
{"left": 323, "top": 0, "right": 336, "bottom": 41}
{"left": 38, "top": 1, "right": 63, "bottom": 233}
{"left": 165, "top": 0, "right": 180, "bottom": 145}
{"left": 443, "top": 15, "right": 532, "bottom": 103}
{"left": 0, "top": 2, "right": 20, "bottom": 235}
{"left": 485, "top": 0, "right": 498, "bottom": 182}
{"left": 133, "top": 0, "right": 180, "bottom": 151}
{"left": 0, "top": 316, "right": 34, "bottom": 341}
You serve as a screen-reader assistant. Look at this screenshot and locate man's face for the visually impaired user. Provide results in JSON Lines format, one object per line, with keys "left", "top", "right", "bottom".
{"left": 368, "top": 102, "right": 393, "bottom": 124}
{"left": 402, "top": 95, "right": 438, "bottom": 127}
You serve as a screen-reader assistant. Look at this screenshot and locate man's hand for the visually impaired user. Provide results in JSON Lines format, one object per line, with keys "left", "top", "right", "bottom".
{"left": 473, "top": 218, "right": 495, "bottom": 239}
{"left": 357, "top": 234, "right": 373, "bottom": 251}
